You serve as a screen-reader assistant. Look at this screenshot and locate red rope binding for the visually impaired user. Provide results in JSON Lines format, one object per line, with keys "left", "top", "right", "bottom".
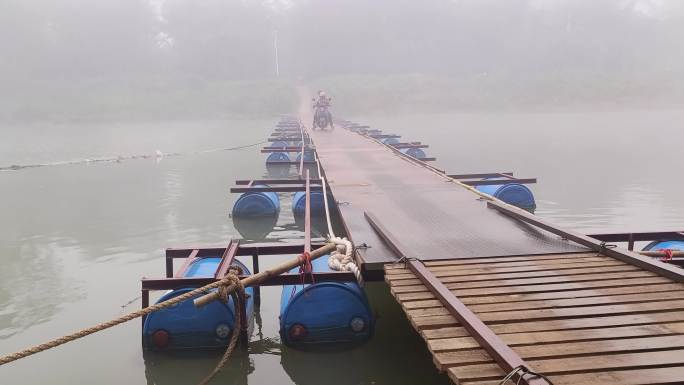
{"left": 289, "top": 251, "right": 315, "bottom": 301}
{"left": 659, "top": 248, "right": 674, "bottom": 262}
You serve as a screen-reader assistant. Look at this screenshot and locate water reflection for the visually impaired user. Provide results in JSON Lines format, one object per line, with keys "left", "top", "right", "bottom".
{"left": 233, "top": 215, "right": 279, "bottom": 240}
{"left": 143, "top": 350, "right": 252, "bottom": 385}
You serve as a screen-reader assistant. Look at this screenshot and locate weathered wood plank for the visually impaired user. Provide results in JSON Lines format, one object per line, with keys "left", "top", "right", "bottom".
{"left": 392, "top": 276, "right": 670, "bottom": 295}
{"left": 397, "top": 282, "right": 683, "bottom": 305}
{"left": 428, "top": 322, "right": 684, "bottom": 352}
{"left": 458, "top": 349, "right": 684, "bottom": 378}
{"left": 391, "top": 270, "right": 654, "bottom": 288}
{"left": 465, "top": 367, "right": 684, "bottom": 385}
{"left": 413, "top": 298, "right": 684, "bottom": 324}
{"left": 422, "top": 252, "right": 597, "bottom": 266}
{"left": 435, "top": 335, "right": 684, "bottom": 370}
{"left": 387, "top": 264, "right": 640, "bottom": 282}
{"left": 406, "top": 291, "right": 684, "bottom": 315}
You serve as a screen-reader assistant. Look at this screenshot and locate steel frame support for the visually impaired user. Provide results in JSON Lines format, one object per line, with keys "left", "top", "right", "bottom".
{"left": 487, "top": 200, "right": 684, "bottom": 282}
{"left": 364, "top": 211, "right": 549, "bottom": 385}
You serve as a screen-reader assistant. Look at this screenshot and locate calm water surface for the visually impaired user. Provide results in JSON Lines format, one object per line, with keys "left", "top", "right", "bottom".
{"left": 1, "top": 110, "right": 683, "bottom": 384}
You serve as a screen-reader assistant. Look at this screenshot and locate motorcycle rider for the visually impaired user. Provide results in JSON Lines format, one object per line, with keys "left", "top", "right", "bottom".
{"left": 312, "top": 90, "right": 334, "bottom": 129}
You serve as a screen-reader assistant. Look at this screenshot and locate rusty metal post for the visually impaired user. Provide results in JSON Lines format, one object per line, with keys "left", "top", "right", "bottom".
{"left": 141, "top": 289, "right": 149, "bottom": 329}
{"left": 239, "top": 294, "right": 248, "bottom": 349}
{"left": 628, "top": 233, "right": 635, "bottom": 251}
{"left": 165, "top": 256, "right": 173, "bottom": 278}
{"left": 252, "top": 252, "right": 261, "bottom": 306}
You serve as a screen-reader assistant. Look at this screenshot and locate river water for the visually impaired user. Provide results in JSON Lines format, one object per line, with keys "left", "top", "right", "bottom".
{"left": 1, "top": 109, "right": 683, "bottom": 384}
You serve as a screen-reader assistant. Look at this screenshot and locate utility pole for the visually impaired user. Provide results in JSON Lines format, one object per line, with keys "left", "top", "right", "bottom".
{"left": 274, "top": 30, "right": 280, "bottom": 77}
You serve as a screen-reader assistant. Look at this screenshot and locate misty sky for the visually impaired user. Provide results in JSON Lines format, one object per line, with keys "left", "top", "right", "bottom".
{"left": 1, "top": 0, "right": 683, "bottom": 119}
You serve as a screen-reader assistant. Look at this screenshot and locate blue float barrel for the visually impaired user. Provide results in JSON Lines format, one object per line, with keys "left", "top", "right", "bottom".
{"left": 382, "top": 137, "right": 399, "bottom": 145}
{"left": 279, "top": 256, "right": 373, "bottom": 346}
{"left": 476, "top": 181, "right": 536, "bottom": 213}
{"left": 142, "top": 258, "right": 254, "bottom": 350}
{"left": 295, "top": 150, "right": 314, "bottom": 163}
{"left": 266, "top": 152, "right": 290, "bottom": 164}
{"left": 643, "top": 240, "right": 684, "bottom": 252}
{"left": 232, "top": 185, "right": 280, "bottom": 217}
{"left": 292, "top": 191, "right": 327, "bottom": 216}
{"left": 401, "top": 147, "right": 426, "bottom": 159}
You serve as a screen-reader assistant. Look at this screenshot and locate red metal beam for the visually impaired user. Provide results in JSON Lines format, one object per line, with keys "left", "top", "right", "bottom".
{"left": 462, "top": 178, "right": 537, "bottom": 186}
{"left": 235, "top": 179, "right": 322, "bottom": 185}
{"left": 174, "top": 249, "right": 199, "bottom": 278}
{"left": 364, "top": 211, "right": 549, "bottom": 385}
{"left": 141, "top": 271, "right": 358, "bottom": 290}
{"left": 230, "top": 186, "right": 322, "bottom": 193}
{"left": 304, "top": 170, "right": 311, "bottom": 254}
{"left": 487, "top": 200, "right": 684, "bottom": 282}
{"left": 214, "top": 240, "right": 240, "bottom": 279}
{"left": 448, "top": 172, "right": 514, "bottom": 179}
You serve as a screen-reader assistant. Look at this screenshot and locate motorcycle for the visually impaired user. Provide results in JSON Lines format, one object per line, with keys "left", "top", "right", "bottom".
{"left": 312, "top": 98, "right": 333, "bottom": 130}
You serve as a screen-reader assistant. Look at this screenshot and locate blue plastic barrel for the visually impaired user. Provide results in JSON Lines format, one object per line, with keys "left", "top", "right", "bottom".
{"left": 292, "top": 191, "right": 326, "bottom": 216}
{"left": 280, "top": 257, "right": 373, "bottom": 346}
{"left": 643, "top": 240, "right": 684, "bottom": 252}
{"left": 295, "top": 151, "right": 314, "bottom": 163}
{"left": 142, "top": 258, "right": 254, "bottom": 350}
{"left": 382, "top": 137, "right": 399, "bottom": 145}
{"left": 266, "top": 152, "right": 290, "bottom": 164}
{"left": 271, "top": 141, "right": 288, "bottom": 148}
{"left": 476, "top": 182, "right": 536, "bottom": 213}
{"left": 401, "top": 147, "right": 426, "bottom": 159}
{"left": 232, "top": 185, "right": 280, "bottom": 217}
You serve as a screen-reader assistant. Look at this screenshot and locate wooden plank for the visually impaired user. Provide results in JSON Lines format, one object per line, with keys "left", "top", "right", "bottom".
{"left": 416, "top": 311, "right": 684, "bottom": 335}
{"left": 390, "top": 270, "right": 655, "bottom": 288}
{"left": 428, "top": 322, "right": 684, "bottom": 352}
{"left": 465, "top": 367, "right": 684, "bottom": 385}
{"left": 387, "top": 264, "right": 640, "bottom": 282}
{"left": 398, "top": 283, "right": 684, "bottom": 306}
{"left": 467, "top": 291, "right": 684, "bottom": 313}
{"left": 547, "top": 367, "right": 684, "bottom": 385}
{"left": 460, "top": 349, "right": 684, "bottom": 377}
{"left": 422, "top": 252, "right": 597, "bottom": 266}
{"left": 388, "top": 260, "right": 628, "bottom": 278}
{"left": 400, "top": 283, "right": 684, "bottom": 309}
{"left": 384, "top": 256, "right": 618, "bottom": 272}
{"left": 413, "top": 298, "right": 684, "bottom": 324}
{"left": 435, "top": 335, "right": 684, "bottom": 370}
{"left": 391, "top": 276, "right": 671, "bottom": 295}
{"left": 426, "top": 256, "right": 618, "bottom": 272}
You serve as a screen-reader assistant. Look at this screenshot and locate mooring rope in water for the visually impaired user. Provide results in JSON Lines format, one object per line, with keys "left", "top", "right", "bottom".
{"left": 197, "top": 271, "right": 245, "bottom": 385}
{"left": 0, "top": 140, "right": 269, "bottom": 172}
{"left": 0, "top": 242, "right": 337, "bottom": 368}
{"left": 0, "top": 274, "right": 238, "bottom": 366}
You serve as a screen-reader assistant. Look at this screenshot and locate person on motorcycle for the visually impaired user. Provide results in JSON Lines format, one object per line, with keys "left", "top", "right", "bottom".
{"left": 312, "top": 91, "right": 334, "bottom": 129}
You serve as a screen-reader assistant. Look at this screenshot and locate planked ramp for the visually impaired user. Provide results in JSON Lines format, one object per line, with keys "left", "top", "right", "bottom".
{"left": 385, "top": 252, "right": 684, "bottom": 385}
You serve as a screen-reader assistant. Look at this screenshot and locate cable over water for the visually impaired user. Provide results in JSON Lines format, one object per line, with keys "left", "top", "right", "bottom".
{"left": 0, "top": 140, "right": 268, "bottom": 172}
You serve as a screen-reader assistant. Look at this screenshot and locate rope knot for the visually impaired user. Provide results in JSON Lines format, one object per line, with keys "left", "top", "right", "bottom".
{"left": 217, "top": 269, "right": 242, "bottom": 304}
{"left": 659, "top": 248, "right": 674, "bottom": 261}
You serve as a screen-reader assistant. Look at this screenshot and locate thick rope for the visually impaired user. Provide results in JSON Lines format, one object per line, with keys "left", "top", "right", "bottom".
{"left": 328, "top": 237, "right": 364, "bottom": 286}
{"left": 0, "top": 274, "right": 241, "bottom": 366}
{"left": 197, "top": 274, "right": 245, "bottom": 385}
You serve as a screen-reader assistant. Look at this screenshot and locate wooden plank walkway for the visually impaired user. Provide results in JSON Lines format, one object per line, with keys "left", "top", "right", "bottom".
{"left": 308, "top": 127, "right": 585, "bottom": 269}
{"left": 385, "top": 252, "right": 684, "bottom": 385}
{"left": 307, "top": 120, "right": 684, "bottom": 384}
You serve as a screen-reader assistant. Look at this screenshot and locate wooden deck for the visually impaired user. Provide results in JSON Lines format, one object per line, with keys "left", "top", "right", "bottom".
{"left": 304, "top": 120, "right": 684, "bottom": 384}
{"left": 385, "top": 252, "right": 684, "bottom": 385}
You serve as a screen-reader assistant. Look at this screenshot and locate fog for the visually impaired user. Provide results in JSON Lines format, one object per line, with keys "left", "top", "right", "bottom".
{"left": 2, "top": 0, "right": 683, "bottom": 120}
